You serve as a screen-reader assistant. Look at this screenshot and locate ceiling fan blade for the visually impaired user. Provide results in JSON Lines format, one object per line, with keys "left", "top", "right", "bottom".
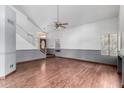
{"left": 61, "top": 23, "right": 69, "bottom": 25}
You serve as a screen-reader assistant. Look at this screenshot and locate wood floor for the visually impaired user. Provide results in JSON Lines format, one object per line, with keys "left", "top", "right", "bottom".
{"left": 0, "top": 57, "right": 121, "bottom": 88}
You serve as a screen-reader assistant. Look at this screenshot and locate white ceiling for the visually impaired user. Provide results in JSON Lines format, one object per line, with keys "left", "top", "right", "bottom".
{"left": 14, "top": 5, "right": 119, "bottom": 29}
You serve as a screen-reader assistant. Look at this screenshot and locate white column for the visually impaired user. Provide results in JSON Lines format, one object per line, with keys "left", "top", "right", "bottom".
{"left": 0, "top": 6, "right": 16, "bottom": 78}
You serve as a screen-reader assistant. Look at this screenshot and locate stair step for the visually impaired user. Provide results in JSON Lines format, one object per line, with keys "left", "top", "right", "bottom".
{"left": 47, "top": 54, "right": 55, "bottom": 58}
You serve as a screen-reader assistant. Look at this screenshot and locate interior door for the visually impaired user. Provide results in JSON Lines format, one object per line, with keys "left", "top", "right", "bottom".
{"left": 40, "top": 39, "right": 46, "bottom": 54}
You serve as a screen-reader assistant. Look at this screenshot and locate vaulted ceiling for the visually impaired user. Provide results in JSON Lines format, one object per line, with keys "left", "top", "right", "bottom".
{"left": 14, "top": 5, "right": 119, "bottom": 29}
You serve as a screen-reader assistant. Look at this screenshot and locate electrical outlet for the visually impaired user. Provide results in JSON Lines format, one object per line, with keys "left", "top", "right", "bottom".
{"left": 10, "top": 64, "right": 14, "bottom": 68}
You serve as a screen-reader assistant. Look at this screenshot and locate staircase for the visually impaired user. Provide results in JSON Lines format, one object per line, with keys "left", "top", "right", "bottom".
{"left": 16, "top": 24, "right": 45, "bottom": 51}
{"left": 16, "top": 24, "right": 37, "bottom": 47}
{"left": 12, "top": 6, "right": 47, "bottom": 63}
{"left": 14, "top": 5, "right": 57, "bottom": 60}
{"left": 16, "top": 23, "right": 56, "bottom": 59}
{"left": 46, "top": 54, "right": 55, "bottom": 58}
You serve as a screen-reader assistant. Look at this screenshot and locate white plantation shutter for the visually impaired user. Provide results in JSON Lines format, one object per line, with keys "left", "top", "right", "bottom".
{"left": 101, "top": 33, "right": 109, "bottom": 55}
{"left": 110, "top": 33, "right": 118, "bottom": 56}
{"left": 101, "top": 33, "right": 118, "bottom": 56}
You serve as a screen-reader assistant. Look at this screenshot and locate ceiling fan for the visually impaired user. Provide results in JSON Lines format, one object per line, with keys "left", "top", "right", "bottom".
{"left": 48, "top": 5, "right": 69, "bottom": 30}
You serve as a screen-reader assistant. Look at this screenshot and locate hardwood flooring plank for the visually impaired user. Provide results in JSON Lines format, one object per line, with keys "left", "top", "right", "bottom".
{"left": 0, "top": 57, "right": 121, "bottom": 88}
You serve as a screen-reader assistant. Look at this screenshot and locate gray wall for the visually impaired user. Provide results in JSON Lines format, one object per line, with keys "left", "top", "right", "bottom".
{"left": 16, "top": 49, "right": 46, "bottom": 63}
{"left": 48, "top": 49, "right": 117, "bottom": 65}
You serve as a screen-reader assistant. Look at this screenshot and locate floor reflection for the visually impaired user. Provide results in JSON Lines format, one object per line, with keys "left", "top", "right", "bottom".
{"left": 41, "top": 59, "right": 47, "bottom": 74}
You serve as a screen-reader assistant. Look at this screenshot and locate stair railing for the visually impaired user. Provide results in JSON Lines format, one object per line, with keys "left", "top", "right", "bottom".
{"left": 16, "top": 24, "right": 36, "bottom": 46}
{"left": 16, "top": 24, "right": 47, "bottom": 54}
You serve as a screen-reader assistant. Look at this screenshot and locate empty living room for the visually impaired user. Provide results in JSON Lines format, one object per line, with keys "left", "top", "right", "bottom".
{"left": 0, "top": 1, "right": 124, "bottom": 91}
